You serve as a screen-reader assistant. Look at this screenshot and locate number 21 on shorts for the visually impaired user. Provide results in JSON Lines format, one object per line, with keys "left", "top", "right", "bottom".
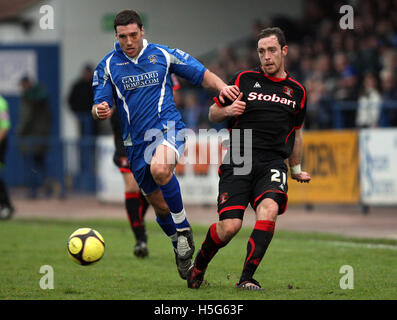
{"left": 271, "top": 169, "right": 286, "bottom": 185}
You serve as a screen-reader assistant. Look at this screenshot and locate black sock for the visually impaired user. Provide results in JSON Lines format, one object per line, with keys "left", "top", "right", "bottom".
{"left": 125, "top": 192, "right": 147, "bottom": 243}
{"left": 240, "top": 220, "right": 275, "bottom": 283}
{"left": 195, "top": 223, "right": 227, "bottom": 271}
{"left": 139, "top": 191, "right": 149, "bottom": 218}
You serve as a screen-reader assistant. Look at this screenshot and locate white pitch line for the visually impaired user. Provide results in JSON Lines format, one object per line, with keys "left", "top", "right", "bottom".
{"left": 309, "top": 240, "right": 397, "bottom": 251}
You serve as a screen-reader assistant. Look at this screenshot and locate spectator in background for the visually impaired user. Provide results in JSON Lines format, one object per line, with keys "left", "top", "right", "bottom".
{"left": 177, "top": 0, "right": 397, "bottom": 130}
{"left": 17, "top": 76, "right": 52, "bottom": 199}
{"left": 356, "top": 72, "right": 382, "bottom": 128}
{"left": 68, "top": 64, "right": 97, "bottom": 185}
{"left": 180, "top": 91, "right": 203, "bottom": 132}
{"left": 0, "top": 95, "right": 14, "bottom": 219}
{"left": 334, "top": 52, "right": 359, "bottom": 128}
{"left": 68, "top": 64, "right": 97, "bottom": 137}
{"left": 379, "top": 69, "right": 397, "bottom": 126}
{"left": 285, "top": 43, "right": 302, "bottom": 81}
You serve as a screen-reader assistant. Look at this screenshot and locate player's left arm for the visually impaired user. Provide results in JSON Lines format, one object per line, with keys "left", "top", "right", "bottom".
{"left": 201, "top": 70, "right": 240, "bottom": 104}
{"left": 289, "top": 84, "right": 310, "bottom": 183}
{"left": 166, "top": 47, "right": 239, "bottom": 103}
{"left": 288, "top": 128, "right": 311, "bottom": 183}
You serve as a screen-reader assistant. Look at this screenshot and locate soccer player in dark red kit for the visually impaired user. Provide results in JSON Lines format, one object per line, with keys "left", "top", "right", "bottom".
{"left": 187, "top": 27, "right": 311, "bottom": 290}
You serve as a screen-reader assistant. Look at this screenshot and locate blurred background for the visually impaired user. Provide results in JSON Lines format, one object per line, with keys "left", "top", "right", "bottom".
{"left": 0, "top": 0, "right": 396, "bottom": 220}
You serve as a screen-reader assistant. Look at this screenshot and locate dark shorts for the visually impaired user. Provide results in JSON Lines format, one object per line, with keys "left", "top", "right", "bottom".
{"left": 217, "top": 158, "right": 288, "bottom": 221}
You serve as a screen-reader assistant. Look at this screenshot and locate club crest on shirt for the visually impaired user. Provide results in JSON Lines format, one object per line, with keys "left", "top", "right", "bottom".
{"left": 283, "top": 86, "right": 293, "bottom": 97}
{"left": 148, "top": 55, "right": 158, "bottom": 64}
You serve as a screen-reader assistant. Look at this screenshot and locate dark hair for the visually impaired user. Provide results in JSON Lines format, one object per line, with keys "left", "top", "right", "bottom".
{"left": 258, "top": 27, "right": 287, "bottom": 48}
{"left": 19, "top": 75, "right": 31, "bottom": 84}
{"left": 114, "top": 9, "right": 143, "bottom": 33}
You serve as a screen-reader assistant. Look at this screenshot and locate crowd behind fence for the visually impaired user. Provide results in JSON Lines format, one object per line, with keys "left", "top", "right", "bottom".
{"left": 4, "top": 0, "right": 397, "bottom": 196}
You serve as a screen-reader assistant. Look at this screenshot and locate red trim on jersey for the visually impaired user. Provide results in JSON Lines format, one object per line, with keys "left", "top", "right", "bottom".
{"left": 254, "top": 220, "right": 275, "bottom": 234}
{"left": 213, "top": 96, "right": 223, "bottom": 107}
{"left": 288, "top": 77, "right": 306, "bottom": 109}
{"left": 295, "top": 123, "right": 303, "bottom": 130}
{"left": 120, "top": 167, "right": 131, "bottom": 173}
{"left": 285, "top": 126, "right": 296, "bottom": 144}
{"left": 260, "top": 66, "right": 289, "bottom": 82}
{"left": 235, "top": 70, "right": 261, "bottom": 87}
{"left": 218, "top": 205, "right": 246, "bottom": 216}
{"left": 285, "top": 124, "right": 303, "bottom": 144}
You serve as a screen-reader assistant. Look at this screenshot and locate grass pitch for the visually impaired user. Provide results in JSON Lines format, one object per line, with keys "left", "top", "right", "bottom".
{"left": 0, "top": 218, "right": 397, "bottom": 300}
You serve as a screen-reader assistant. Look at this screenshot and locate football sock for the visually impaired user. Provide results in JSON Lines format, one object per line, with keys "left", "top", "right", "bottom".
{"left": 125, "top": 192, "right": 147, "bottom": 243}
{"left": 139, "top": 191, "right": 150, "bottom": 218}
{"left": 156, "top": 214, "right": 178, "bottom": 249}
{"left": 194, "top": 223, "right": 227, "bottom": 271}
{"left": 159, "top": 174, "right": 190, "bottom": 231}
{"left": 239, "top": 220, "right": 275, "bottom": 282}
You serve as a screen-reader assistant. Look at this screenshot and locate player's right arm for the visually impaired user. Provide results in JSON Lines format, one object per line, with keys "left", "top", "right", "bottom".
{"left": 92, "top": 57, "right": 114, "bottom": 120}
{"left": 208, "top": 92, "right": 246, "bottom": 123}
{"left": 92, "top": 101, "right": 113, "bottom": 120}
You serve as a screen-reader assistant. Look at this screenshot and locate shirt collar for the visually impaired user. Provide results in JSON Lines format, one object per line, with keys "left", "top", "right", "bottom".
{"left": 260, "top": 65, "right": 289, "bottom": 82}
{"left": 114, "top": 39, "right": 148, "bottom": 64}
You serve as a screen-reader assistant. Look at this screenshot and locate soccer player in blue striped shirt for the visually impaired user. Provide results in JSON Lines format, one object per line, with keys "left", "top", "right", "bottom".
{"left": 92, "top": 9, "right": 239, "bottom": 280}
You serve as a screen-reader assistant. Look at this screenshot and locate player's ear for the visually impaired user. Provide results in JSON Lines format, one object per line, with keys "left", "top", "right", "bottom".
{"left": 282, "top": 45, "right": 288, "bottom": 57}
{"left": 141, "top": 26, "right": 145, "bottom": 37}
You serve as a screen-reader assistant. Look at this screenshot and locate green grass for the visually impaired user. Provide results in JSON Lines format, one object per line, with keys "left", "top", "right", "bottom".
{"left": 1, "top": 218, "right": 397, "bottom": 300}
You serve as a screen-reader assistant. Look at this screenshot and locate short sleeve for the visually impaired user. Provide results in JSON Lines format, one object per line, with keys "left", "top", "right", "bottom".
{"left": 163, "top": 47, "right": 207, "bottom": 87}
{"left": 295, "top": 90, "right": 306, "bottom": 129}
{"left": 92, "top": 58, "right": 114, "bottom": 107}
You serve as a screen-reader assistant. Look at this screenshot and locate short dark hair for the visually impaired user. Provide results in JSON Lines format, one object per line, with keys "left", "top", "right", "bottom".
{"left": 19, "top": 75, "right": 31, "bottom": 84}
{"left": 258, "top": 27, "right": 287, "bottom": 48}
{"left": 114, "top": 9, "right": 143, "bottom": 33}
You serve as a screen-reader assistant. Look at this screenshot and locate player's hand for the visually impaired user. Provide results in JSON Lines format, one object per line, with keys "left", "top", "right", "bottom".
{"left": 93, "top": 102, "right": 113, "bottom": 120}
{"left": 225, "top": 92, "right": 246, "bottom": 117}
{"left": 219, "top": 85, "right": 240, "bottom": 104}
{"left": 291, "top": 171, "right": 311, "bottom": 183}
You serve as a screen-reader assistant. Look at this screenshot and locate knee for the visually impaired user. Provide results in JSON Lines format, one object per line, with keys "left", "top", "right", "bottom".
{"left": 218, "top": 219, "right": 242, "bottom": 242}
{"left": 256, "top": 198, "right": 279, "bottom": 221}
{"left": 151, "top": 164, "right": 172, "bottom": 185}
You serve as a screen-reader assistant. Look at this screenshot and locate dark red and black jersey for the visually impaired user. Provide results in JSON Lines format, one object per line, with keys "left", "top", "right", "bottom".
{"left": 214, "top": 66, "right": 306, "bottom": 161}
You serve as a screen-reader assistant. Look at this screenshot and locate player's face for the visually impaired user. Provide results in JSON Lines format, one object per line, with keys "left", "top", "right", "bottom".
{"left": 257, "top": 35, "right": 288, "bottom": 77}
{"left": 116, "top": 23, "right": 145, "bottom": 58}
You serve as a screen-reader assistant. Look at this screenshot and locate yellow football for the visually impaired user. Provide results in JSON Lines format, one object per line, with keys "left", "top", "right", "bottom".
{"left": 67, "top": 228, "right": 105, "bottom": 265}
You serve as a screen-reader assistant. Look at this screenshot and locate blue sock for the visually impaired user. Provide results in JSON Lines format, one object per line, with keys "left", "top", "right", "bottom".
{"left": 159, "top": 175, "right": 190, "bottom": 230}
{"left": 156, "top": 214, "right": 177, "bottom": 248}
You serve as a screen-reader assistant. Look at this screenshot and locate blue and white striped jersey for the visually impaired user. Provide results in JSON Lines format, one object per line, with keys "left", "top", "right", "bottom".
{"left": 93, "top": 39, "right": 206, "bottom": 169}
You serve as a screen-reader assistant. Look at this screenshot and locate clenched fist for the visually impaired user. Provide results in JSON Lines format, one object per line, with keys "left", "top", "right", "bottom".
{"left": 92, "top": 101, "right": 113, "bottom": 120}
